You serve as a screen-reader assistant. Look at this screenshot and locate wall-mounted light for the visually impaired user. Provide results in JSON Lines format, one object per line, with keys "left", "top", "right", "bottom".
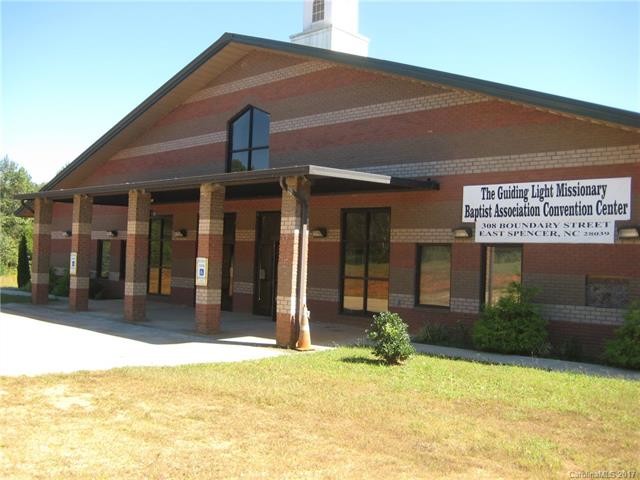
{"left": 310, "top": 227, "right": 327, "bottom": 238}
{"left": 108, "top": 230, "right": 118, "bottom": 238}
{"left": 618, "top": 226, "right": 639, "bottom": 239}
{"left": 452, "top": 227, "right": 473, "bottom": 239}
{"left": 63, "top": 230, "right": 72, "bottom": 238}
{"left": 174, "top": 229, "right": 188, "bottom": 238}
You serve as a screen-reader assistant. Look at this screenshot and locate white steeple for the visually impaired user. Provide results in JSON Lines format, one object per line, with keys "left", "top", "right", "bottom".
{"left": 290, "top": 0, "right": 369, "bottom": 57}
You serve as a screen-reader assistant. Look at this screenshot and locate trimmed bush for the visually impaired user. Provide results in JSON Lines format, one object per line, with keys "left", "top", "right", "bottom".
{"left": 604, "top": 301, "right": 640, "bottom": 369}
{"left": 366, "top": 311, "right": 415, "bottom": 365}
{"left": 472, "top": 282, "right": 549, "bottom": 356}
{"left": 16, "top": 234, "right": 30, "bottom": 288}
{"left": 51, "top": 272, "right": 70, "bottom": 297}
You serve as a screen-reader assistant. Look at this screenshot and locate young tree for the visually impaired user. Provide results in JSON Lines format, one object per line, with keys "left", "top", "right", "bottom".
{"left": 17, "top": 234, "right": 31, "bottom": 288}
{"left": 0, "top": 156, "right": 37, "bottom": 274}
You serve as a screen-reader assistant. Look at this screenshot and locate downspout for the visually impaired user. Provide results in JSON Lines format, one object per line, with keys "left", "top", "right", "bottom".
{"left": 279, "top": 176, "right": 312, "bottom": 350}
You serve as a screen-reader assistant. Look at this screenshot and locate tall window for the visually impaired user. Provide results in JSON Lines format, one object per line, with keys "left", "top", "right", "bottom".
{"left": 341, "top": 209, "right": 390, "bottom": 314}
{"left": 96, "top": 240, "right": 111, "bottom": 279}
{"left": 228, "top": 106, "right": 270, "bottom": 172}
{"left": 417, "top": 244, "right": 451, "bottom": 307}
{"left": 484, "top": 245, "right": 522, "bottom": 305}
{"left": 312, "top": 0, "right": 325, "bottom": 22}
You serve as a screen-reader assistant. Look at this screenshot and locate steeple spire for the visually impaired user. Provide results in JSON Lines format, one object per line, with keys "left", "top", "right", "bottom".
{"left": 290, "top": 0, "right": 369, "bottom": 57}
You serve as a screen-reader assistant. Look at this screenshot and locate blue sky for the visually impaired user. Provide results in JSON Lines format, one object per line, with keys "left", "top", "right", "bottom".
{"left": 2, "top": 1, "right": 638, "bottom": 183}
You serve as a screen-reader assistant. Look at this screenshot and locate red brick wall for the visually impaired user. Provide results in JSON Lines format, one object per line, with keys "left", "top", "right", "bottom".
{"left": 41, "top": 48, "right": 639, "bottom": 358}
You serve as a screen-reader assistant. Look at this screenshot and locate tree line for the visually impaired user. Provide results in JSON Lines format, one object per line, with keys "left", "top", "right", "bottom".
{"left": 1, "top": 155, "right": 39, "bottom": 282}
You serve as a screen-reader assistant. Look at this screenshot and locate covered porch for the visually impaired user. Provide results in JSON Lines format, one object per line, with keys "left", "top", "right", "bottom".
{"left": 2, "top": 298, "right": 367, "bottom": 348}
{"left": 17, "top": 165, "right": 437, "bottom": 348}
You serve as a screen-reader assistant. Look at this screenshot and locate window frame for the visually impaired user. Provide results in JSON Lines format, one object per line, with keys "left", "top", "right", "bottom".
{"left": 415, "top": 243, "right": 452, "bottom": 309}
{"left": 226, "top": 105, "right": 270, "bottom": 173}
{"left": 312, "top": 0, "right": 325, "bottom": 23}
{"left": 481, "top": 244, "right": 523, "bottom": 306}
{"left": 339, "top": 207, "right": 391, "bottom": 315}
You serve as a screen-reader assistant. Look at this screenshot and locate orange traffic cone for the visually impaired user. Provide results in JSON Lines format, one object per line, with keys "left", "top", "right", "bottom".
{"left": 296, "top": 306, "right": 313, "bottom": 351}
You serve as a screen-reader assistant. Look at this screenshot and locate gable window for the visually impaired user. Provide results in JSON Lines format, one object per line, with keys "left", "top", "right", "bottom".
{"left": 312, "top": 0, "right": 325, "bottom": 22}
{"left": 228, "top": 106, "right": 270, "bottom": 172}
{"left": 483, "top": 245, "right": 522, "bottom": 305}
{"left": 417, "top": 244, "right": 451, "bottom": 307}
{"left": 341, "top": 209, "right": 390, "bottom": 314}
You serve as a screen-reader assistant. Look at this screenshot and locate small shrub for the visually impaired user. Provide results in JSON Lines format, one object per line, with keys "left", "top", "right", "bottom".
{"left": 16, "top": 234, "right": 31, "bottom": 288}
{"left": 366, "top": 311, "right": 415, "bottom": 365}
{"left": 51, "top": 272, "right": 70, "bottom": 297}
{"left": 472, "top": 282, "right": 549, "bottom": 356}
{"left": 604, "top": 301, "right": 640, "bottom": 369}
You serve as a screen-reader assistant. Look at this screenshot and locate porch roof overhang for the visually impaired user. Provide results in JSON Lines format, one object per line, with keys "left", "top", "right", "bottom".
{"left": 15, "top": 165, "right": 438, "bottom": 207}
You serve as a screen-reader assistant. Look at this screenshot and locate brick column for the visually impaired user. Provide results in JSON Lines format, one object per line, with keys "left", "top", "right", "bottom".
{"left": 276, "top": 176, "right": 310, "bottom": 348}
{"left": 69, "top": 194, "right": 93, "bottom": 311}
{"left": 124, "top": 190, "right": 151, "bottom": 322}
{"left": 195, "top": 183, "right": 225, "bottom": 333}
{"left": 31, "top": 197, "right": 53, "bottom": 304}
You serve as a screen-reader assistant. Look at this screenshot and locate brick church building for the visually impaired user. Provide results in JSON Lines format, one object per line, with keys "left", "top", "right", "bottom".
{"left": 17, "top": 0, "right": 640, "bottom": 356}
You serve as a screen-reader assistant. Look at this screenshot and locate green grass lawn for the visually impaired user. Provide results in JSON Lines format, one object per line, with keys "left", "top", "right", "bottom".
{"left": 1, "top": 347, "right": 638, "bottom": 479}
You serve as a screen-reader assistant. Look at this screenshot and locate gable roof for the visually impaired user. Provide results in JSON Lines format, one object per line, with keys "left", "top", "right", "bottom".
{"left": 42, "top": 32, "right": 640, "bottom": 192}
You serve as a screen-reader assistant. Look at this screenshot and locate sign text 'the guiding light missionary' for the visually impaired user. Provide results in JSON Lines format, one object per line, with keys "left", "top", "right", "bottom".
{"left": 462, "top": 177, "right": 631, "bottom": 244}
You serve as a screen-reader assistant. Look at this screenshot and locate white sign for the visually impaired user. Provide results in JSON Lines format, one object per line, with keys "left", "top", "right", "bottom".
{"left": 69, "top": 252, "right": 78, "bottom": 275}
{"left": 462, "top": 177, "right": 631, "bottom": 244}
{"left": 195, "top": 257, "right": 208, "bottom": 286}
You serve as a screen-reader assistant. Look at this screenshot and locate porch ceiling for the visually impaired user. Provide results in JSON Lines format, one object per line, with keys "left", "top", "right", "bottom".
{"left": 15, "top": 165, "right": 439, "bottom": 206}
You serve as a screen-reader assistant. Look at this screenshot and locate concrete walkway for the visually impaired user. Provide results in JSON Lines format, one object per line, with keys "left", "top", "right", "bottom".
{"left": 1, "top": 297, "right": 636, "bottom": 380}
{"left": 0, "top": 300, "right": 366, "bottom": 377}
{"left": 413, "top": 343, "right": 640, "bottom": 381}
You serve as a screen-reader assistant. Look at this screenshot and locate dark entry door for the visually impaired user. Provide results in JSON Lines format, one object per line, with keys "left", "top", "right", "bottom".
{"left": 221, "top": 213, "right": 236, "bottom": 311}
{"left": 254, "top": 212, "right": 280, "bottom": 317}
{"left": 148, "top": 216, "right": 172, "bottom": 296}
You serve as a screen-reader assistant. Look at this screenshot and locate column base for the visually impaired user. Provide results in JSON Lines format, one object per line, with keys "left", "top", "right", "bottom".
{"left": 69, "top": 288, "right": 89, "bottom": 311}
{"left": 124, "top": 295, "right": 146, "bottom": 322}
{"left": 195, "top": 303, "right": 221, "bottom": 334}
{"left": 275, "top": 312, "right": 296, "bottom": 348}
{"left": 32, "top": 283, "right": 49, "bottom": 305}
